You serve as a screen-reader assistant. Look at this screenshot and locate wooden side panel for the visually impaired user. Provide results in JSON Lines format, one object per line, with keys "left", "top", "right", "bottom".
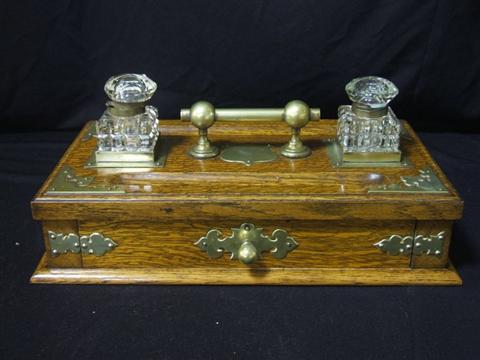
{"left": 78, "top": 220, "right": 414, "bottom": 269}
{"left": 32, "top": 198, "right": 464, "bottom": 222}
{"left": 41, "top": 220, "right": 82, "bottom": 268}
{"left": 410, "top": 220, "right": 453, "bottom": 268}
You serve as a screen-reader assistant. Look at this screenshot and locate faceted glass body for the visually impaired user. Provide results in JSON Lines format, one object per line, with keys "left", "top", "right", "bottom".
{"left": 96, "top": 74, "right": 159, "bottom": 153}
{"left": 337, "top": 76, "right": 401, "bottom": 153}
{"left": 96, "top": 105, "right": 159, "bottom": 152}
{"left": 337, "top": 105, "right": 400, "bottom": 152}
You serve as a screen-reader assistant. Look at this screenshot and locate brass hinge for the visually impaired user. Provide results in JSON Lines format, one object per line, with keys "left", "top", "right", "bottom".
{"left": 374, "top": 231, "right": 445, "bottom": 257}
{"left": 48, "top": 231, "right": 117, "bottom": 256}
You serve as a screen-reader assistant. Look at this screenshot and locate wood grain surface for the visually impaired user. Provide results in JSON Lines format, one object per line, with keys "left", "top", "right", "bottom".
{"left": 78, "top": 219, "right": 414, "bottom": 269}
{"left": 31, "top": 255, "right": 462, "bottom": 285}
{"left": 31, "top": 120, "right": 463, "bottom": 221}
{"left": 30, "top": 119, "right": 464, "bottom": 285}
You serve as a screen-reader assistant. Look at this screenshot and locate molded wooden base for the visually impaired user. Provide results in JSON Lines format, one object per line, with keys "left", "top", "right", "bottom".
{"left": 31, "top": 255, "right": 462, "bottom": 286}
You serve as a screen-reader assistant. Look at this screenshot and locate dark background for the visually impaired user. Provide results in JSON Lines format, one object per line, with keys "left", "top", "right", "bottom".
{"left": 1, "top": 0, "right": 480, "bottom": 132}
{"left": 1, "top": 1, "right": 480, "bottom": 359}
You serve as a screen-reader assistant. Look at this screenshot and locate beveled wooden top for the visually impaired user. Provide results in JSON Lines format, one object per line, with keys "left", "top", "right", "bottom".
{"left": 31, "top": 120, "right": 463, "bottom": 221}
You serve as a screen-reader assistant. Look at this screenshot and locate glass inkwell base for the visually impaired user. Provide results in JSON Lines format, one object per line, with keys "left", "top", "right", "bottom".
{"left": 331, "top": 76, "right": 404, "bottom": 167}
{"left": 87, "top": 74, "right": 165, "bottom": 168}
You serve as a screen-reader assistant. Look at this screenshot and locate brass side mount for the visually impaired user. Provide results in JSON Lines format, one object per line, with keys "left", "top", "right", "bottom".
{"left": 48, "top": 231, "right": 117, "bottom": 256}
{"left": 181, "top": 101, "right": 321, "bottom": 159}
{"left": 374, "top": 231, "right": 446, "bottom": 257}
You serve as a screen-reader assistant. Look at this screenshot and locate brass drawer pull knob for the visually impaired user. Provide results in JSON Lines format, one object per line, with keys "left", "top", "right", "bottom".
{"left": 195, "top": 223, "right": 298, "bottom": 264}
{"left": 238, "top": 241, "right": 259, "bottom": 264}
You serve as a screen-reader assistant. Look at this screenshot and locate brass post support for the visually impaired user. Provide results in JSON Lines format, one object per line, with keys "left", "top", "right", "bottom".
{"left": 187, "top": 101, "right": 219, "bottom": 159}
{"left": 280, "top": 100, "right": 312, "bottom": 158}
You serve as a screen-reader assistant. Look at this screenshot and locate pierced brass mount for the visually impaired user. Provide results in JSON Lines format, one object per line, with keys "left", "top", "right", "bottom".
{"left": 195, "top": 223, "right": 298, "bottom": 264}
{"left": 48, "top": 231, "right": 117, "bottom": 256}
{"left": 46, "top": 166, "right": 124, "bottom": 194}
{"left": 368, "top": 168, "right": 448, "bottom": 193}
{"left": 374, "top": 231, "right": 445, "bottom": 257}
{"left": 181, "top": 101, "right": 320, "bottom": 160}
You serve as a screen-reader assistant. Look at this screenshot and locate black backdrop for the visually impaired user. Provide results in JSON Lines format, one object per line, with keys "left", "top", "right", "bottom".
{"left": 2, "top": 2, "right": 480, "bottom": 360}
{"left": 2, "top": 0, "right": 480, "bottom": 132}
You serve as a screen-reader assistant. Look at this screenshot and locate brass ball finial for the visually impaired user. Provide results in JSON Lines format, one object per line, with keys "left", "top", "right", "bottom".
{"left": 190, "top": 101, "right": 216, "bottom": 130}
{"left": 283, "top": 100, "right": 311, "bottom": 129}
{"left": 280, "top": 100, "right": 312, "bottom": 158}
{"left": 188, "top": 101, "right": 219, "bottom": 159}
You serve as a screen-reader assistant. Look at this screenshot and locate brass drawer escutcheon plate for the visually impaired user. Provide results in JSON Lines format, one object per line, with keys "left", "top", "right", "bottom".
{"left": 195, "top": 223, "right": 298, "bottom": 264}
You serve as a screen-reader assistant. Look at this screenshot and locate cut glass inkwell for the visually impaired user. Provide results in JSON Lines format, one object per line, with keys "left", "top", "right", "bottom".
{"left": 91, "top": 74, "right": 162, "bottom": 167}
{"left": 336, "top": 76, "right": 402, "bottom": 163}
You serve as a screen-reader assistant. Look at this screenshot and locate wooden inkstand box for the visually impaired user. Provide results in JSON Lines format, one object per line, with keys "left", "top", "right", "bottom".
{"left": 30, "top": 75, "right": 463, "bottom": 285}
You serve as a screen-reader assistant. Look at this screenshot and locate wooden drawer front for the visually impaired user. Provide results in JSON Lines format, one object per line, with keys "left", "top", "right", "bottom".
{"left": 78, "top": 220, "right": 414, "bottom": 269}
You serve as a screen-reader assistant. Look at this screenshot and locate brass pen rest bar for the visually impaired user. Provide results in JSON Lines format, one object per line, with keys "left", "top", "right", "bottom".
{"left": 180, "top": 107, "right": 320, "bottom": 122}
{"left": 181, "top": 100, "right": 321, "bottom": 159}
